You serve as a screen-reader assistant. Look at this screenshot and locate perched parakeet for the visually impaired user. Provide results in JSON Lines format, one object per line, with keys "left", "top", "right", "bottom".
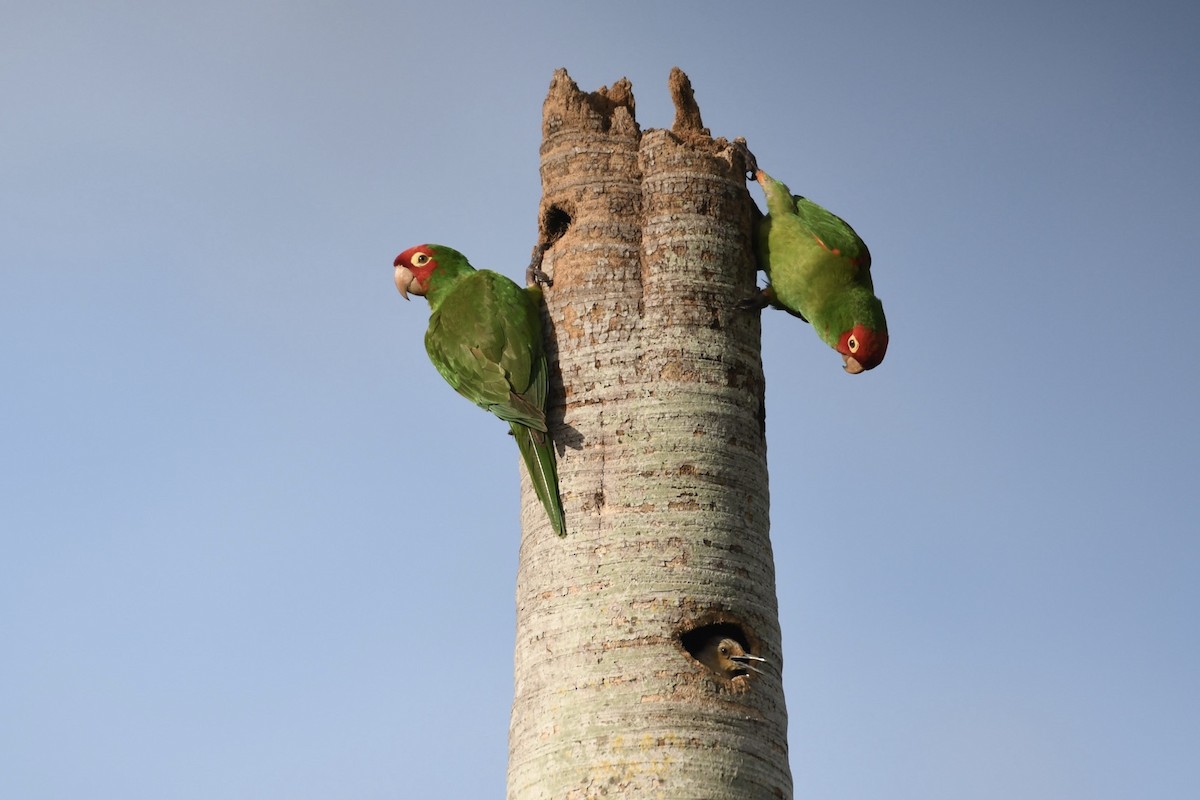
{"left": 749, "top": 168, "right": 888, "bottom": 373}
{"left": 392, "top": 244, "right": 566, "bottom": 537}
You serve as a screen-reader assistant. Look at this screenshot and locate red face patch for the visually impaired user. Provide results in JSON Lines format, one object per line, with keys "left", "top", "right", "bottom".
{"left": 837, "top": 323, "right": 888, "bottom": 371}
{"left": 394, "top": 244, "right": 439, "bottom": 286}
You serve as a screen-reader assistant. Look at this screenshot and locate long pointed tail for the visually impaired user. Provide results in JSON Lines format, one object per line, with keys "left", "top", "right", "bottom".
{"left": 512, "top": 423, "right": 566, "bottom": 537}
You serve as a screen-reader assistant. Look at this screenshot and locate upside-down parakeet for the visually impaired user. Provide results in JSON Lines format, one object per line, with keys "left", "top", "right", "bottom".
{"left": 392, "top": 244, "right": 566, "bottom": 537}
{"left": 749, "top": 168, "right": 888, "bottom": 373}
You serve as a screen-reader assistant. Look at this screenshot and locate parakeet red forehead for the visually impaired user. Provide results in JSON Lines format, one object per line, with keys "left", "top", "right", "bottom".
{"left": 394, "top": 244, "right": 439, "bottom": 281}
{"left": 837, "top": 323, "right": 888, "bottom": 372}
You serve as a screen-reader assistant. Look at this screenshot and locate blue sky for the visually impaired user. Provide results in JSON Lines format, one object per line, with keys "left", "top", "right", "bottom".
{"left": 3, "top": 1, "right": 1197, "bottom": 797}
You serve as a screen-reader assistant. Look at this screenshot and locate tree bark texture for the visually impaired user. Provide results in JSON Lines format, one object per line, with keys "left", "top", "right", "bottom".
{"left": 508, "top": 68, "right": 791, "bottom": 800}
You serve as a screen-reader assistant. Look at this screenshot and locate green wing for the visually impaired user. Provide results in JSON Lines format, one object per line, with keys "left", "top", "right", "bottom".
{"left": 424, "top": 270, "right": 547, "bottom": 432}
{"left": 424, "top": 270, "right": 566, "bottom": 535}
{"left": 793, "top": 195, "right": 872, "bottom": 274}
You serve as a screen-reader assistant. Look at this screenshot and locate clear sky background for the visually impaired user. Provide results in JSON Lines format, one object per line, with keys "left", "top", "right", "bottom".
{"left": 3, "top": 1, "right": 1197, "bottom": 797}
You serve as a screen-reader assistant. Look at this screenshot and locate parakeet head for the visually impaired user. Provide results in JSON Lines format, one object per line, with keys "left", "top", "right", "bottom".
{"left": 755, "top": 169, "right": 796, "bottom": 216}
{"left": 393, "top": 244, "right": 473, "bottom": 302}
{"left": 837, "top": 323, "right": 888, "bottom": 373}
{"left": 392, "top": 244, "right": 439, "bottom": 299}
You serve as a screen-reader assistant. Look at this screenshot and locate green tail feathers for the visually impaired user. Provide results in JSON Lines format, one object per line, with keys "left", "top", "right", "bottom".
{"left": 512, "top": 423, "right": 566, "bottom": 537}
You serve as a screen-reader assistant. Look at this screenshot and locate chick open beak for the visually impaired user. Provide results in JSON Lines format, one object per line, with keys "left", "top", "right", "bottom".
{"left": 730, "top": 653, "right": 768, "bottom": 675}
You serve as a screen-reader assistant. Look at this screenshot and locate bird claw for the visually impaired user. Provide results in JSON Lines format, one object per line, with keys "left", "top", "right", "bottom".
{"left": 732, "top": 136, "right": 758, "bottom": 181}
{"left": 735, "top": 291, "right": 770, "bottom": 312}
{"left": 526, "top": 242, "right": 554, "bottom": 288}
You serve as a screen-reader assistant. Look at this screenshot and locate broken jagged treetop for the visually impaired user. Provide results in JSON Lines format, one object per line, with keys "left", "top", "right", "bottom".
{"left": 541, "top": 67, "right": 748, "bottom": 160}
{"left": 536, "top": 67, "right": 756, "bottom": 260}
{"left": 667, "top": 66, "right": 710, "bottom": 140}
{"left": 534, "top": 65, "right": 758, "bottom": 287}
{"left": 542, "top": 69, "right": 638, "bottom": 137}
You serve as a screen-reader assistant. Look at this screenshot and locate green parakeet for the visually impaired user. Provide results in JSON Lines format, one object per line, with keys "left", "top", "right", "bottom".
{"left": 749, "top": 168, "right": 889, "bottom": 373}
{"left": 392, "top": 244, "right": 566, "bottom": 537}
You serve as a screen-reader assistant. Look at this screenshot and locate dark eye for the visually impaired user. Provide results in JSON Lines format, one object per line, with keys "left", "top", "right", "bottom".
{"left": 413, "top": 253, "right": 431, "bottom": 266}
{"left": 847, "top": 335, "right": 860, "bottom": 353}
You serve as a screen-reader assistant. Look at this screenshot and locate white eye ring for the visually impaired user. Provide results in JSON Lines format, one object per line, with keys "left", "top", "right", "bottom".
{"left": 847, "top": 335, "right": 860, "bottom": 353}
{"left": 413, "top": 252, "right": 431, "bottom": 266}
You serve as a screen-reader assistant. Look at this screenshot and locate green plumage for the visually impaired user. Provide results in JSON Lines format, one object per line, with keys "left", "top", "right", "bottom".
{"left": 397, "top": 245, "right": 566, "bottom": 536}
{"left": 753, "top": 168, "right": 889, "bottom": 373}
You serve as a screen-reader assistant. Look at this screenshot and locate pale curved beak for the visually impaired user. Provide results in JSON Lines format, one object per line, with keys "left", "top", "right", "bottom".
{"left": 394, "top": 265, "right": 414, "bottom": 300}
{"left": 843, "top": 354, "right": 865, "bottom": 374}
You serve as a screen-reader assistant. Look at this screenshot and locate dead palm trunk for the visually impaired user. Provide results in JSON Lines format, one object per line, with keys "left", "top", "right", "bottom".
{"left": 508, "top": 68, "right": 791, "bottom": 800}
